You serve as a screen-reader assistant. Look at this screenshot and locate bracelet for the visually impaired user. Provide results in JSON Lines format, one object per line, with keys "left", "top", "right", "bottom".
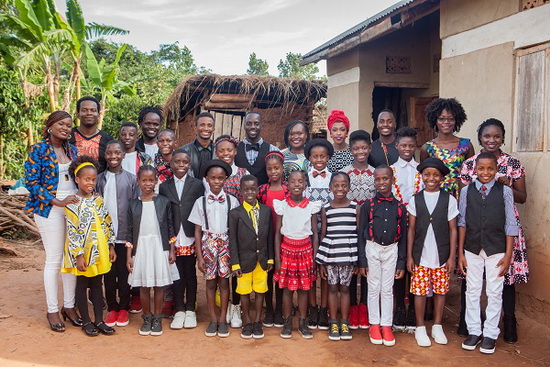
{"left": 125, "top": 242, "right": 133, "bottom": 249}
{"left": 169, "top": 236, "right": 177, "bottom": 245}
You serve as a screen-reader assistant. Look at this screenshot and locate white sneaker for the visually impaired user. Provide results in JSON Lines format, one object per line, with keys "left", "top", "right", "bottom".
{"left": 226, "top": 304, "right": 234, "bottom": 324}
{"left": 184, "top": 311, "right": 197, "bottom": 328}
{"left": 231, "top": 304, "right": 242, "bottom": 328}
{"left": 415, "top": 326, "right": 432, "bottom": 347}
{"left": 431, "top": 324, "right": 448, "bottom": 344}
{"left": 170, "top": 311, "right": 186, "bottom": 329}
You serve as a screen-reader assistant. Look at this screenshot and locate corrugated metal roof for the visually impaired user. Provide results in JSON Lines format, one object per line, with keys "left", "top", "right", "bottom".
{"left": 302, "top": 0, "right": 417, "bottom": 62}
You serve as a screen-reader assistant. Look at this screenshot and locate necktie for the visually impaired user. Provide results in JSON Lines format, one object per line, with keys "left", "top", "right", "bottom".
{"left": 208, "top": 194, "right": 226, "bottom": 203}
{"left": 246, "top": 143, "right": 260, "bottom": 152}
{"left": 249, "top": 207, "right": 259, "bottom": 234}
{"left": 378, "top": 197, "right": 394, "bottom": 202}
{"left": 480, "top": 185, "right": 487, "bottom": 199}
{"left": 312, "top": 170, "right": 327, "bottom": 178}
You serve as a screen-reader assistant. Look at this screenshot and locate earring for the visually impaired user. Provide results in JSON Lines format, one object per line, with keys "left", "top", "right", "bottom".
{"left": 48, "top": 128, "right": 52, "bottom": 134}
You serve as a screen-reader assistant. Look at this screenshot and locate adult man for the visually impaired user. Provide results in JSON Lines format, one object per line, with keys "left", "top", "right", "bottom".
{"left": 368, "top": 109, "right": 399, "bottom": 168}
{"left": 70, "top": 96, "right": 113, "bottom": 172}
{"left": 180, "top": 112, "right": 215, "bottom": 179}
{"left": 136, "top": 106, "right": 162, "bottom": 159}
{"left": 234, "top": 112, "right": 279, "bottom": 185}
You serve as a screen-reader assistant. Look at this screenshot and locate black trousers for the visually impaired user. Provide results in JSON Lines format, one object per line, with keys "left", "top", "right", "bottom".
{"left": 173, "top": 255, "right": 198, "bottom": 312}
{"left": 393, "top": 273, "right": 415, "bottom": 310}
{"left": 76, "top": 275, "right": 104, "bottom": 324}
{"left": 231, "top": 276, "right": 240, "bottom": 305}
{"left": 349, "top": 273, "right": 368, "bottom": 306}
{"left": 104, "top": 244, "right": 131, "bottom": 312}
{"left": 265, "top": 268, "right": 283, "bottom": 312}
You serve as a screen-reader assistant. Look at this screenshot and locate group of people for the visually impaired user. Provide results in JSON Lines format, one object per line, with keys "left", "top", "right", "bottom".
{"left": 24, "top": 95, "right": 528, "bottom": 355}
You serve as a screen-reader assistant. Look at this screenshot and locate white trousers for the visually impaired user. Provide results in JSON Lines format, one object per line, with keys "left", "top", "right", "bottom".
{"left": 365, "top": 241, "right": 398, "bottom": 326}
{"left": 465, "top": 249, "right": 505, "bottom": 339}
{"left": 34, "top": 206, "right": 76, "bottom": 313}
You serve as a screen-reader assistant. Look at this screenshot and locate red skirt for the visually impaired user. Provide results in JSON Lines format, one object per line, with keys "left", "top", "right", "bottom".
{"left": 274, "top": 236, "right": 316, "bottom": 291}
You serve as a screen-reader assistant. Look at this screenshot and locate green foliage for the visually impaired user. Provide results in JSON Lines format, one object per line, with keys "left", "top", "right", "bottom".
{"left": 277, "top": 52, "right": 319, "bottom": 80}
{"left": 247, "top": 52, "right": 269, "bottom": 76}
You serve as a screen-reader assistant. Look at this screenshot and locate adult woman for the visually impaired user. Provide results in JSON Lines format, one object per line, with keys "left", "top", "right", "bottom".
{"left": 420, "top": 98, "right": 475, "bottom": 198}
{"left": 326, "top": 110, "right": 354, "bottom": 172}
{"left": 281, "top": 120, "right": 311, "bottom": 182}
{"left": 459, "top": 118, "right": 527, "bottom": 343}
{"left": 25, "top": 111, "right": 82, "bottom": 332}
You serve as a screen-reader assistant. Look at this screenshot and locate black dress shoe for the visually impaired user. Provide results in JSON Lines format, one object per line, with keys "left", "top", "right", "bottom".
{"left": 95, "top": 321, "right": 115, "bottom": 335}
{"left": 480, "top": 337, "right": 496, "bottom": 354}
{"left": 461, "top": 334, "right": 482, "bottom": 350}
{"left": 61, "top": 307, "right": 83, "bottom": 327}
{"left": 82, "top": 322, "right": 99, "bottom": 336}
{"left": 457, "top": 310, "right": 468, "bottom": 337}
{"left": 503, "top": 314, "right": 518, "bottom": 343}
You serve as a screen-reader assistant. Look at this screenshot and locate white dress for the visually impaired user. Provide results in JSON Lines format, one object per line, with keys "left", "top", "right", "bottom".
{"left": 128, "top": 201, "right": 179, "bottom": 287}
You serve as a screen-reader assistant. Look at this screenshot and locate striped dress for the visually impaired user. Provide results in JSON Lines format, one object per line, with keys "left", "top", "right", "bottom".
{"left": 316, "top": 202, "right": 358, "bottom": 266}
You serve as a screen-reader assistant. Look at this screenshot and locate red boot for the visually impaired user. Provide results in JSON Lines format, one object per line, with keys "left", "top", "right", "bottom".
{"left": 381, "top": 326, "right": 395, "bottom": 346}
{"left": 358, "top": 303, "right": 369, "bottom": 329}
{"left": 369, "top": 324, "right": 382, "bottom": 344}
{"left": 349, "top": 305, "right": 359, "bottom": 330}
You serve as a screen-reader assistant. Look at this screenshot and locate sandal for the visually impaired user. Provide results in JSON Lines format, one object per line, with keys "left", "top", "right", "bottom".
{"left": 82, "top": 322, "right": 99, "bottom": 336}
{"left": 96, "top": 321, "right": 115, "bottom": 335}
{"left": 61, "top": 307, "right": 83, "bottom": 327}
{"left": 47, "top": 313, "right": 65, "bottom": 333}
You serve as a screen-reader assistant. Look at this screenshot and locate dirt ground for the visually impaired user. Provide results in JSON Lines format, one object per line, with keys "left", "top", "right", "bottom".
{"left": 1, "top": 238, "right": 549, "bottom": 367}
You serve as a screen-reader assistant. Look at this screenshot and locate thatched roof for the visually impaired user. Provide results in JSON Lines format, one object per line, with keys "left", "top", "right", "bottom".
{"left": 164, "top": 74, "right": 327, "bottom": 125}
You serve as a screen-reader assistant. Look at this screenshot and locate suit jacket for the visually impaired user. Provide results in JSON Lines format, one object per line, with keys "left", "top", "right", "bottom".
{"left": 127, "top": 195, "right": 175, "bottom": 256}
{"left": 159, "top": 176, "right": 204, "bottom": 238}
{"left": 228, "top": 203, "right": 274, "bottom": 273}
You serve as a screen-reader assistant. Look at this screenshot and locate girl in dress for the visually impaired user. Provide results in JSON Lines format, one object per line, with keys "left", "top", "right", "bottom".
{"left": 127, "top": 165, "right": 179, "bottom": 336}
{"left": 326, "top": 110, "right": 354, "bottom": 172}
{"left": 274, "top": 170, "right": 321, "bottom": 339}
{"left": 61, "top": 156, "right": 116, "bottom": 337}
{"left": 281, "top": 120, "right": 311, "bottom": 182}
{"left": 459, "top": 118, "right": 528, "bottom": 343}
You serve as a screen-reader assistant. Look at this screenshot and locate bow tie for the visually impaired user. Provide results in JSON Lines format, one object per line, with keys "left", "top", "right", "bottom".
{"left": 312, "top": 170, "right": 327, "bottom": 178}
{"left": 246, "top": 143, "right": 260, "bottom": 152}
{"left": 208, "top": 194, "right": 226, "bottom": 203}
{"left": 378, "top": 197, "right": 394, "bottom": 202}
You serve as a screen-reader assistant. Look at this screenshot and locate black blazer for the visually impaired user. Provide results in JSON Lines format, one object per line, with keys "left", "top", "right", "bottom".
{"left": 159, "top": 176, "right": 204, "bottom": 238}
{"left": 127, "top": 195, "right": 175, "bottom": 256}
{"left": 228, "top": 203, "right": 274, "bottom": 273}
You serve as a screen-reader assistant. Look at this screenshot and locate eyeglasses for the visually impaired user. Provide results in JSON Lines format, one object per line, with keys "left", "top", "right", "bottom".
{"left": 437, "top": 117, "right": 455, "bottom": 123}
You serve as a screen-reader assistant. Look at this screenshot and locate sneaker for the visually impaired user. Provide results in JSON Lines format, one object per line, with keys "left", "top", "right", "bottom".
{"left": 340, "top": 320, "right": 353, "bottom": 340}
{"left": 299, "top": 317, "right": 313, "bottom": 339}
{"left": 328, "top": 320, "right": 340, "bottom": 341}
{"left": 116, "top": 310, "right": 129, "bottom": 327}
{"left": 263, "top": 309, "right": 274, "bottom": 327}
{"left": 280, "top": 317, "right": 293, "bottom": 339}
{"left": 503, "top": 314, "right": 518, "bottom": 343}
{"left": 457, "top": 309, "right": 468, "bottom": 337}
{"left": 183, "top": 311, "right": 197, "bottom": 328}
{"left": 349, "top": 305, "right": 359, "bottom": 330}
{"left": 139, "top": 314, "right": 152, "bottom": 336}
{"left": 274, "top": 310, "right": 284, "bottom": 328}
{"left": 358, "top": 303, "right": 369, "bottom": 329}
{"left": 462, "top": 334, "right": 482, "bottom": 351}
{"left": 151, "top": 314, "right": 163, "bottom": 336}
{"left": 161, "top": 300, "right": 174, "bottom": 318}
{"left": 415, "top": 326, "right": 431, "bottom": 347}
{"left": 218, "top": 322, "right": 230, "bottom": 338}
{"left": 307, "top": 305, "right": 319, "bottom": 329}
{"left": 406, "top": 306, "right": 416, "bottom": 331}
{"left": 230, "top": 304, "right": 242, "bottom": 328}
{"left": 205, "top": 322, "right": 218, "bottom": 337}
{"left": 393, "top": 307, "right": 406, "bottom": 331}
{"left": 381, "top": 326, "right": 395, "bottom": 346}
{"left": 226, "top": 304, "right": 234, "bottom": 324}
{"left": 480, "top": 337, "right": 496, "bottom": 354}
{"left": 369, "top": 324, "right": 383, "bottom": 345}
{"left": 241, "top": 323, "right": 253, "bottom": 339}
{"left": 104, "top": 311, "right": 118, "bottom": 327}
{"left": 318, "top": 307, "right": 329, "bottom": 330}
{"left": 129, "top": 295, "right": 142, "bottom": 314}
{"left": 170, "top": 311, "right": 186, "bottom": 329}
{"left": 252, "top": 322, "right": 264, "bottom": 339}
{"left": 431, "top": 324, "right": 448, "bottom": 345}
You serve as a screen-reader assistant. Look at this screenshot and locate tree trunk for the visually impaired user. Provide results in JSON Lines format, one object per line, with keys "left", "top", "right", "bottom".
{"left": 98, "top": 95, "right": 106, "bottom": 130}
{"left": 44, "top": 58, "right": 57, "bottom": 112}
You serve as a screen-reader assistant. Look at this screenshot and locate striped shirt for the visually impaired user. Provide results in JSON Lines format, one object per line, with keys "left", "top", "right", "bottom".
{"left": 316, "top": 202, "right": 358, "bottom": 265}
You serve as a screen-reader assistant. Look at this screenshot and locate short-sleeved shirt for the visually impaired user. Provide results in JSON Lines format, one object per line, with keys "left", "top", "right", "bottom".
{"left": 368, "top": 138, "right": 399, "bottom": 168}
{"left": 188, "top": 191, "right": 239, "bottom": 235}
{"left": 408, "top": 191, "right": 459, "bottom": 268}
{"left": 273, "top": 198, "right": 322, "bottom": 240}
{"left": 340, "top": 164, "right": 376, "bottom": 205}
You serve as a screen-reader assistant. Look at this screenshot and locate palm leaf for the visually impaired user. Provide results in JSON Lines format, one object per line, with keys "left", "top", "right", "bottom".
{"left": 85, "top": 43, "right": 103, "bottom": 86}
{"left": 33, "top": 0, "right": 55, "bottom": 31}
{"left": 85, "top": 22, "right": 129, "bottom": 39}
{"left": 14, "top": 0, "right": 43, "bottom": 38}
{"left": 66, "top": 0, "right": 85, "bottom": 46}
{"left": 0, "top": 14, "right": 41, "bottom": 45}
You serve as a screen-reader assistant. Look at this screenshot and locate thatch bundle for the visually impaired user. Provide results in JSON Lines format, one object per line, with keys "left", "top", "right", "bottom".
{"left": 0, "top": 192, "right": 39, "bottom": 236}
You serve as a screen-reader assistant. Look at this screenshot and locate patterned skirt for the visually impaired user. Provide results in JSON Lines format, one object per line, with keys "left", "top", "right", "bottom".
{"left": 274, "top": 237, "right": 317, "bottom": 291}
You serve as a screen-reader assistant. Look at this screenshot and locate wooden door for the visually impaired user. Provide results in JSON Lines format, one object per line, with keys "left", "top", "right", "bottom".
{"left": 409, "top": 96, "right": 437, "bottom": 147}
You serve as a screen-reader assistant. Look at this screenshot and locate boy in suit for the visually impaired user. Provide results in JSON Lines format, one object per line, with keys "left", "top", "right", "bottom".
{"left": 229, "top": 175, "right": 274, "bottom": 339}
{"left": 160, "top": 149, "right": 204, "bottom": 329}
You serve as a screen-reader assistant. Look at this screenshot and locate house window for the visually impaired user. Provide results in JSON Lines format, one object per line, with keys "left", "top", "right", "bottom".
{"left": 386, "top": 56, "right": 411, "bottom": 74}
{"left": 521, "top": 0, "right": 550, "bottom": 10}
{"left": 514, "top": 44, "right": 549, "bottom": 152}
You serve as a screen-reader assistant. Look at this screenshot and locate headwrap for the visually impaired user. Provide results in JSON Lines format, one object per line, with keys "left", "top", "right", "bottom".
{"left": 214, "top": 135, "right": 239, "bottom": 148}
{"left": 326, "top": 110, "right": 350, "bottom": 131}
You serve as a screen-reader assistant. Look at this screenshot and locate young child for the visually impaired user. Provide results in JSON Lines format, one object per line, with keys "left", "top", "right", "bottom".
{"left": 391, "top": 127, "right": 423, "bottom": 331}
{"left": 229, "top": 175, "right": 274, "bottom": 339}
{"left": 188, "top": 160, "right": 239, "bottom": 338}
{"left": 154, "top": 129, "right": 176, "bottom": 184}
{"left": 127, "top": 165, "right": 179, "bottom": 336}
{"left": 61, "top": 156, "right": 116, "bottom": 337}
{"left": 159, "top": 149, "right": 204, "bottom": 330}
{"left": 458, "top": 152, "right": 517, "bottom": 354}
{"left": 258, "top": 151, "right": 289, "bottom": 328}
{"left": 96, "top": 140, "right": 139, "bottom": 328}
{"left": 119, "top": 122, "right": 152, "bottom": 177}
{"left": 358, "top": 165, "right": 406, "bottom": 347}
{"left": 406, "top": 158, "right": 458, "bottom": 347}
{"left": 340, "top": 129, "right": 376, "bottom": 329}
{"left": 317, "top": 172, "right": 358, "bottom": 341}
{"left": 273, "top": 170, "right": 321, "bottom": 339}
{"left": 304, "top": 138, "right": 334, "bottom": 330}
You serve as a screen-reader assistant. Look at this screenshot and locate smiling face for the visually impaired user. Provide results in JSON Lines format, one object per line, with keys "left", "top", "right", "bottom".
{"left": 137, "top": 169, "right": 157, "bottom": 195}
{"left": 330, "top": 174, "right": 350, "bottom": 201}
{"left": 377, "top": 112, "right": 396, "bottom": 138}
{"left": 475, "top": 158, "right": 497, "bottom": 184}
{"left": 396, "top": 136, "right": 416, "bottom": 162}
{"left": 77, "top": 100, "right": 99, "bottom": 129}
{"left": 157, "top": 131, "right": 176, "bottom": 156}
{"left": 215, "top": 140, "right": 237, "bottom": 165}
{"left": 436, "top": 109, "right": 456, "bottom": 134}
{"left": 49, "top": 117, "right": 73, "bottom": 141}
{"left": 421, "top": 167, "right": 443, "bottom": 192}
{"left": 241, "top": 179, "right": 259, "bottom": 206}
{"left": 288, "top": 123, "right": 307, "bottom": 151}
{"left": 479, "top": 125, "right": 504, "bottom": 153}
{"left": 287, "top": 171, "right": 306, "bottom": 199}
{"left": 350, "top": 139, "right": 371, "bottom": 164}
{"left": 330, "top": 121, "right": 348, "bottom": 146}
{"left": 119, "top": 126, "right": 138, "bottom": 152}
{"left": 105, "top": 143, "right": 125, "bottom": 170}
{"left": 140, "top": 112, "right": 161, "bottom": 140}
{"left": 244, "top": 114, "right": 261, "bottom": 141}
{"left": 308, "top": 145, "right": 329, "bottom": 171}
{"left": 195, "top": 116, "right": 215, "bottom": 141}
{"left": 374, "top": 167, "right": 394, "bottom": 196}
{"left": 266, "top": 157, "right": 283, "bottom": 183}
{"left": 75, "top": 167, "right": 97, "bottom": 196}
{"left": 171, "top": 151, "right": 191, "bottom": 179}
{"left": 205, "top": 166, "right": 227, "bottom": 195}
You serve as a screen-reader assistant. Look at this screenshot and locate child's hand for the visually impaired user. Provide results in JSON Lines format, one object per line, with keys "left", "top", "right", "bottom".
{"left": 446, "top": 258, "right": 455, "bottom": 275}
{"left": 267, "top": 264, "right": 273, "bottom": 272}
{"left": 61, "top": 195, "right": 79, "bottom": 207}
{"left": 76, "top": 255, "right": 86, "bottom": 272}
{"left": 497, "top": 176, "right": 511, "bottom": 186}
{"left": 359, "top": 267, "right": 368, "bottom": 277}
{"left": 395, "top": 269, "right": 404, "bottom": 279}
{"left": 127, "top": 257, "right": 134, "bottom": 273}
{"left": 319, "top": 265, "right": 327, "bottom": 280}
{"left": 275, "top": 258, "right": 281, "bottom": 271}
{"left": 407, "top": 256, "right": 415, "bottom": 274}
{"left": 233, "top": 269, "right": 243, "bottom": 278}
{"left": 352, "top": 266, "right": 358, "bottom": 274}
{"left": 168, "top": 250, "right": 176, "bottom": 264}
{"left": 497, "top": 255, "right": 512, "bottom": 277}
{"left": 458, "top": 255, "right": 467, "bottom": 276}
{"left": 197, "top": 257, "right": 206, "bottom": 274}
{"left": 109, "top": 246, "right": 116, "bottom": 263}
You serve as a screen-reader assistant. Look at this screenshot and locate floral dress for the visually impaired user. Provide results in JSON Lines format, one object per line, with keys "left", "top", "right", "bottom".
{"left": 459, "top": 151, "right": 529, "bottom": 285}
{"left": 425, "top": 138, "right": 471, "bottom": 199}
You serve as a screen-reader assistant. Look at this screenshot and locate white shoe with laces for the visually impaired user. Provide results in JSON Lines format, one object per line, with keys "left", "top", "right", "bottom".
{"left": 231, "top": 304, "right": 243, "bottom": 328}
{"left": 415, "top": 326, "right": 432, "bottom": 347}
{"left": 170, "top": 311, "right": 186, "bottom": 329}
{"left": 431, "top": 324, "right": 448, "bottom": 344}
